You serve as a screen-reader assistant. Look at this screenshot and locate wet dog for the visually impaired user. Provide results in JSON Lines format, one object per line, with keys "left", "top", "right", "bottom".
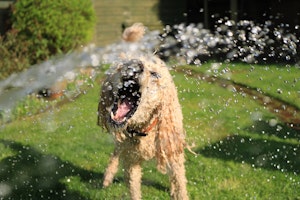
{"left": 97, "top": 24, "right": 188, "bottom": 200}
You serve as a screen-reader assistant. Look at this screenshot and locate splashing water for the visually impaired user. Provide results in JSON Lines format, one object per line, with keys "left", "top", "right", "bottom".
{"left": 0, "top": 19, "right": 299, "bottom": 121}
{"left": 0, "top": 30, "right": 160, "bottom": 118}
{"left": 158, "top": 20, "right": 300, "bottom": 65}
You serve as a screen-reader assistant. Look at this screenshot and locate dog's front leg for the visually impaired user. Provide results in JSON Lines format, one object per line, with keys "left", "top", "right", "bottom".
{"left": 124, "top": 161, "right": 142, "bottom": 200}
{"left": 168, "top": 155, "right": 189, "bottom": 200}
{"left": 103, "top": 148, "right": 120, "bottom": 187}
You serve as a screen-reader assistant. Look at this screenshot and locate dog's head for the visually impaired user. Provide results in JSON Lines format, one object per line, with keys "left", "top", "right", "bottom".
{"left": 98, "top": 56, "right": 185, "bottom": 171}
{"left": 98, "top": 57, "right": 171, "bottom": 136}
{"left": 104, "top": 59, "right": 143, "bottom": 127}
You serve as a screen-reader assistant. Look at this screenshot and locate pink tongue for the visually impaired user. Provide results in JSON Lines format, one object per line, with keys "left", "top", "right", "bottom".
{"left": 113, "top": 99, "right": 132, "bottom": 121}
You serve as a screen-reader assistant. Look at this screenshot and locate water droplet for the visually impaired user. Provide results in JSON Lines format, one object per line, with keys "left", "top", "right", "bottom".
{"left": 269, "top": 119, "right": 277, "bottom": 127}
{"left": 277, "top": 88, "right": 283, "bottom": 94}
{"left": 0, "top": 183, "right": 12, "bottom": 197}
{"left": 276, "top": 125, "right": 283, "bottom": 132}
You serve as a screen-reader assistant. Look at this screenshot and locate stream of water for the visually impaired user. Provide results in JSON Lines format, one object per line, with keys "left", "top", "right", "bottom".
{"left": 0, "top": 31, "right": 160, "bottom": 117}
{"left": 0, "top": 20, "right": 299, "bottom": 123}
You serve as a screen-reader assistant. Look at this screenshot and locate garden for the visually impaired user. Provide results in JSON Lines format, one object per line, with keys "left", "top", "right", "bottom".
{"left": 1, "top": 61, "right": 300, "bottom": 199}
{"left": 0, "top": 1, "right": 299, "bottom": 199}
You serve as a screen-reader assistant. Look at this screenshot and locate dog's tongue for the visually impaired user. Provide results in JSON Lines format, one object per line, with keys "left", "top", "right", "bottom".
{"left": 113, "top": 99, "right": 132, "bottom": 121}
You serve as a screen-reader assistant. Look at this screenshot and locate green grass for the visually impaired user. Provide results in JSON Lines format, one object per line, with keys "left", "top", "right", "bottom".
{"left": 183, "top": 62, "right": 300, "bottom": 109}
{"left": 0, "top": 68, "right": 100, "bottom": 125}
{"left": 0, "top": 63, "right": 299, "bottom": 199}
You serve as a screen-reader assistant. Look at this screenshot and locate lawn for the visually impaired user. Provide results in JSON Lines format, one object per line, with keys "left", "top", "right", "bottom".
{"left": 0, "top": 63, "right": 299, "bottom": 199}
{"left": 181, "top": 62, "right": 300, "bottom": 109}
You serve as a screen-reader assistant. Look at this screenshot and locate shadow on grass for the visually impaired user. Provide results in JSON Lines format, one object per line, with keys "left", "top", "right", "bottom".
{"left": 0, "top": 139, "right": 169, "bottom": 199}
{"left": 0, "top": 139, "right": 103, "bottom": 199}
{"left": 198, "top": 122, "right": 300, "bottom": 174}
{"left": 247, "top": 120, "right": 300, "bottom": 140}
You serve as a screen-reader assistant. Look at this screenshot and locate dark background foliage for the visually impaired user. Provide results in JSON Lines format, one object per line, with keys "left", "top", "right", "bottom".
{"left": 0, "top": 0, "right": 95, "bottom": 80}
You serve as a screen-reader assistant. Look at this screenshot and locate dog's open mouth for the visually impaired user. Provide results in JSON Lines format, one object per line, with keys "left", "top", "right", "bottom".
{"left": 110, "top": 79, "right": 141, "bottom": 126}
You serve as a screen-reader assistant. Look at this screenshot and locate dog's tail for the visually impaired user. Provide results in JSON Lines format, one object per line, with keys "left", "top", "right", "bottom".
{"left": 122, "top": 23, "right": 145, "bottom": 42}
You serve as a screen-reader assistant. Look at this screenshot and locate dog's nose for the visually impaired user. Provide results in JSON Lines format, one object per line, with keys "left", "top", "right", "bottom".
{"left": 121, "top": 59, "right": 144, "bottom": 79}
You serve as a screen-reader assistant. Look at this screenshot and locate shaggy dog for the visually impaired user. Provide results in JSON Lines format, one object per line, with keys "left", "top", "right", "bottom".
{"left": 97, "top": 24, "right": 188, "bottom": 200}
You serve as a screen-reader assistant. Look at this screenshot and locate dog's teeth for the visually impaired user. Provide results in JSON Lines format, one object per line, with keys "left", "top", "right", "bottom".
{"left": 110, "top": 111, "right": 115, "bottom": 119}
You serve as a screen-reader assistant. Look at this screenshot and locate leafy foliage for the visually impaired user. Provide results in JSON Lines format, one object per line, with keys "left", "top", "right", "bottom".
{"left": 0, "top": 0, "right": 95, "bottom": 80}
{"left": 9, "top": 0, "right": 95, "bottom": 64}
{"left": 0, "top": 30, "right": 31, "bottom": 79}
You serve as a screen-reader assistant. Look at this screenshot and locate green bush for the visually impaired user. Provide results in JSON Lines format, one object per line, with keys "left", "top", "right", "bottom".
{"left": 0, "top": 31, "right": 31, "bottom": 79}
{"left": 10, "top": 0, "right": 96, "bottom": 63}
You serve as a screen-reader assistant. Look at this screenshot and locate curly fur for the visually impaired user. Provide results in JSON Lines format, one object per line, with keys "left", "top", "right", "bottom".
{"left": 98, "top": 55, "right": 188, "bottom": 199}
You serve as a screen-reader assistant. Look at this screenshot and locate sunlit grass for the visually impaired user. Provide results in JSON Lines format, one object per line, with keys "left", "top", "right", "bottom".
{"left": 183, "top": 62, "right": 300, "bottom": 108}
{"left": 0, "top": 64, "right": 299, "bottom": 199}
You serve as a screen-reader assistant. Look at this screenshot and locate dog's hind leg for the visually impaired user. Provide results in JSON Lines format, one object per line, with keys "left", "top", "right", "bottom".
{"left": 123, "top": 161, "right": 142, "bottom": 200}
{"left": 103, "top": 148, "right": 120, "bottom": 187}
{"left": 168, "top": 155, "right": 189, "bottom": 200}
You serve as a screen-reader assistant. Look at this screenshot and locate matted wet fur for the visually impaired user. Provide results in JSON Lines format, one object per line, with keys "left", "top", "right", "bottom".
{"left": 98, "top": 56, "right": 188, "bottom": 200}
{"left": 97, "top": 24, "right": 188, "bottom": 200}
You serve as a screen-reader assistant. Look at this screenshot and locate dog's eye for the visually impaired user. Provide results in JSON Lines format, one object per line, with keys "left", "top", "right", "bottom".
{"left": 150, "top": 71, "right": 160, "bottom": 79}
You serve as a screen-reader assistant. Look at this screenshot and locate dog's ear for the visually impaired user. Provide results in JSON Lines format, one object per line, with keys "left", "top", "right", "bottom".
{"left": 98, "top": 78, "right": 116, "bottom": 130}
{"left": 155, "top": 81, "right": 185, "bottom": 173}
{"left": 97, "top": 92, "right": 107, "bottom": 128}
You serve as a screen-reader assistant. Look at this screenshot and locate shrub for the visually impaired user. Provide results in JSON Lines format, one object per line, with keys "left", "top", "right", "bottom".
{"left": 10, "top": 0, "right": 96, "bottom": 64}
{"left": 0, "top": 30, "right": 31, "bottom": 79}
